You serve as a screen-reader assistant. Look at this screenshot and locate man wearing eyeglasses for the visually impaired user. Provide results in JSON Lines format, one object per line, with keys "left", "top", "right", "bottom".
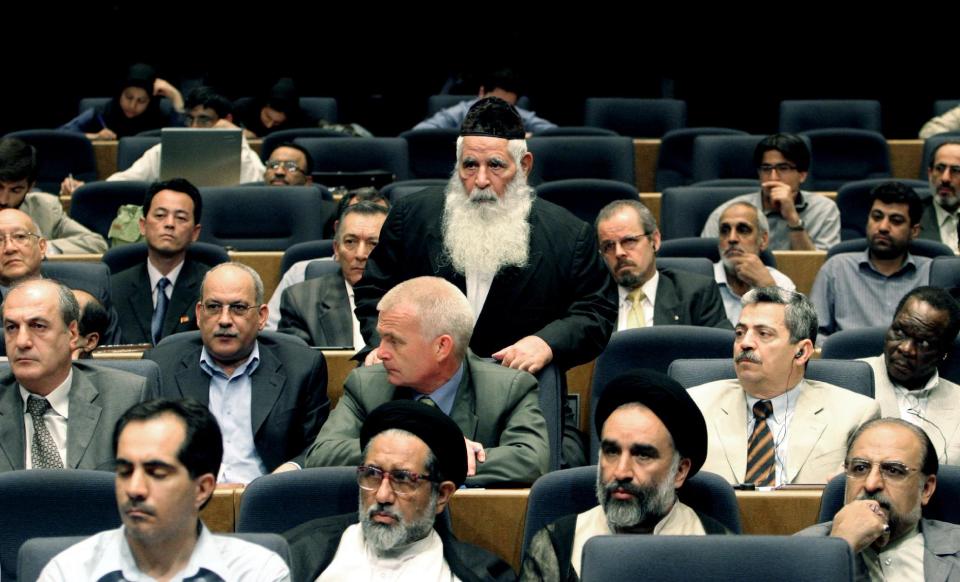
{"left": 859, "top": 287, "right": 960, "bottom": 464}
{"left": 111, "top": 179, "right": 208, "bottom": 345}
{"left": 596, "top": 199, "right": 730, "bottom": 330}
{"left": 919, "top": 141, "right": 960, "bottom": 251}
{"left": 811, "top": 182, "right": 931, "bottom": 342}
{"left": 264, "top": 142, "right": 313, "bottom": 186}
{"left": 144, "top": 262, "right": 330, "bottom": 484}
{"left": 287, "top": 400, "right": 514, "bottom": 580}
{"left": 700, "top": 133, "right": 840, "bottom": 251}
{"left": 798, "top": 418, "right": 960, "bottom": 579}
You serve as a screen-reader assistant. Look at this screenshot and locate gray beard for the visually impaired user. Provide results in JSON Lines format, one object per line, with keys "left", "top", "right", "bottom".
{"left": 360, "top": 493, "right": 438, "bottom": 556}
{"left": 595, "top": 460, "right": 678, "bottom": 532}
{"left": 442, "top": 171, "right": 533, "bottom": 276}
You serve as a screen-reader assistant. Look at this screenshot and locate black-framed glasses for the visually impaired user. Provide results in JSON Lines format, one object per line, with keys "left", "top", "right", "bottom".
{"left": 844, "top": 458, "right": 920, "bottom": 482}
{"left": 599, "top": 234, "right": 652, "bottom": 255}
{"left": 265, "top": 160, "right": 303, "bottom": 173}
{"left": 199, "top": 302, "right": 255, "bottom": 317}
{"left": 758, "top": 163, "right": 798, "bottom": 174}
{"left": 357, "top": 465, "right": 435, "bottom": 496}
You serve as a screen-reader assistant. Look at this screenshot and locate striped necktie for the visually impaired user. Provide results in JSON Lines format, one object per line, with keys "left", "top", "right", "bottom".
{"left": 745, "top": 400, "right": 775, "bottom": 486}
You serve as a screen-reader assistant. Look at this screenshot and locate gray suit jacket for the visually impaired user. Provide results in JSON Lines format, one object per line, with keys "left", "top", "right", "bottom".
{"left": 20, "top": 192, "right": 107, "bottom": 254}
{"left": 652, "top": 267, "right": 732, "bottom": 329}
{"left": 920, "top": 197, "right": 946, "bottom": 244}
{"left": 0, "top": 362, "right": 150, "bottom": 471}
{"left": 111, "top": 259, "right": 209, "bottom": 345}
{"left": 688, "top": 378, "right": 881, "bottom": 484}
{"left": 799, "top": 519, "right": 960, "bottom": 581}
{"left": 305, "top": 352, "right": 550, "bottom": 487}
{"left": 277, "top": 272, "right": 354, "bottom": 348}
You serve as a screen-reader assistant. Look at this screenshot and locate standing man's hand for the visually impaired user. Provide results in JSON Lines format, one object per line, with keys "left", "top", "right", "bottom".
{"left": 492, "top": 335, "right": 553, "bottom": 373}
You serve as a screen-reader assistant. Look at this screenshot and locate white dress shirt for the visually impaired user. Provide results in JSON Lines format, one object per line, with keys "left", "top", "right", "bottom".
{"left": 465, "top": 268, "right": 494, "bottom": 324}
{"left": 146, "top": 258, "right": 185, "bottom": 307}
{"left": 934, "top": 202, "right": 960, "bottom": 252}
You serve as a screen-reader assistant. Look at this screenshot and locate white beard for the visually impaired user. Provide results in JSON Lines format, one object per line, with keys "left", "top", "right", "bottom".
{"left": 442, "top": 171, "right": 533, "bottom": 276}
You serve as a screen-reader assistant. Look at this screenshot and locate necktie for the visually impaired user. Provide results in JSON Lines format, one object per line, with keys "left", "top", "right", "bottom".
{"left": 745, "top": 400, "right": 775, "bottom": 486}
{"left": 151, "top": 277, "right": 170, "bottom": 346}
{"left": 27, "top": 396, "right": 63, "bottom": 469}
{"left": 626, "top": 288, "right": 646, "bottom": 329}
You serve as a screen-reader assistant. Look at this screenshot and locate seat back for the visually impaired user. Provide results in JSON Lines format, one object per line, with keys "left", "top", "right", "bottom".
{"left": 526, "top": 137, "right": 635, "bottom": 186}
{"left": 0, "top": 470, "right": 118, "bottom": 581}
{"left": 656, "top": 127, "right": 749, "bottom": 191}
{"left": 583, "top": 98, "right": 687, "bottom": 138}
{"left": 826, "top": 238, "right": 955, "bottom": 260}
{"left": 197, "top": 186, "right": 328, "bottom": 251}
{"left": 117, "top": 136, "right": 161, "bottom": 171}
{"left": 659, "top": 186, "right": 759, "bottom": 240}
{"left": 6, "top": 130, "right": 97, "bottom": 193}
{"left": 236, "top": 467, "right": 359, "bottom": 533}
{"left": 835, "top": 178, "right": 930, "bottom": 240}
{"left": 801, "top": 129, "right": 891, "bottom": 191}
{"left": 535, "top": 179, "right": 638, "bottom": 224}
{"left": 294, "top": 137, "right": 410, "bottom": 182}
{"left": 779, "top": 99, "right": 882, "bottom": 133}
{"left": 658, "top": 237, "right": 776, "bottom": 267}
{"left": 102, "top": 241, "right": 230, "bottom": 275}
{"left": 70, "top": 181, "right": 151, "bottom": 239}
{"left": 691, "top": 135, "right": 767, "bottom": 183}
{"left": 821, "top": 326, "right": 960, "bottom": 386}
{"left": 261, "top": 128, "right": 349, "bottom": 161}
{"left": 656, "top": 257, "right": 714, "bottom": 279}
{"left": 398, "top": 128, "right": 459, "bottom": 179}
{"left": 379, "top": 179, "right": 447, "bottom": 204}
{"left": 580, "top": 535, "right": 853, "bottom": 582}
{"left": 668, "top": 358, "right": 875, "bottom": 398}
{"left": 279, "top": 240, "right": 335, "bottom": 275}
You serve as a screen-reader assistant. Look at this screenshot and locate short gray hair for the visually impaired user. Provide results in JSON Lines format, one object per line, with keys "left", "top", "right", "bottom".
{"left": 335, "top": 201, "right": 389, "bottom": 245}
{"left": 741, "top": 286, "right": 817, "bottom": 344}
{"left": 5, "top": 279, "right": 79, "bottom": 327}
{"left": 720, "top": 201, "right": 769, "bottom": 237}
{"left": 377, "top": 276, "right": 474, "bottom": 360}
{"left": 201, "top": 262, "right": 265, "bottom": 304}
{"left": 595, "top": 199, "right": 658, "bottom": 236}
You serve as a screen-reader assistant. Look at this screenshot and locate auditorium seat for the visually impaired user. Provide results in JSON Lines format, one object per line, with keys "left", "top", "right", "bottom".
{"left": 656, "top": 127, "right": 749, "bottom": 191}
{"left": 835, "top": 178, "right": 930, "bottom": 240}
{"left": 583, "top": 98, "right": 687, "bottom": 138}
{"left": 102, "top": 241, "right": 230, "bottom": 274}
{"left": 779, "top": 99, "right": 882, "bottom": 133}
{"left": 70, "top": 181, "right": 150, "bottom": 239}
{"left": 526, "top": 137, "right": 635, "bottom": 186}
{"left": 5, "top": 130, "right": 97, "bottom": 194}
{"left": 668, "top": 358, "right": 875, "bottom": 398}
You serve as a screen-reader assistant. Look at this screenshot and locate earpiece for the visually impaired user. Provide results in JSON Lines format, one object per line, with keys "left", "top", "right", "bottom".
{"left": 795, "top": 350, "right": 804, "bottom": 359}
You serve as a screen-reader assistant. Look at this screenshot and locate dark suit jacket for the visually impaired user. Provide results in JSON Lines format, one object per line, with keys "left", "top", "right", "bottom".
{"left": 144, "top": 334, "right": 330, "bottom": 471}
{"left": 277, "top": 271, "right": 354, "bottom": 348}
{"left": 0, "top": 362, "right": 150, "bottom": 471}
{"left": 920, "top": 197, "right": 948, "bottom": 244}
{"left": 111, "top": 259, "right": 208, "bottom": 345}
{"left": 305, "top": 352, "right": 549, "bottom": 487}
{"left": 653, "top": 267, "right": 732, "bottom": 329}
{"left": 354, "top": 188, "right": 618, "bottom": 370}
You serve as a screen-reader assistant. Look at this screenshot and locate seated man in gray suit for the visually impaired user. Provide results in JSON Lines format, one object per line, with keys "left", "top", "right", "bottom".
{"left": 798, "top": 418, "right": 960, "bottom": 579}
{"left": 689, "top": 287, "right": 880, "bottom": 485}
{"left": 0, "top": 279, "right": 149, "bottom": 471}
{"left": 145, "top": 262, "right": 329, "bottom": 484}
{"left": 278, "top": 201, "right": 388, "bottom": 349}
{"left": 305, "top": 276, "right": 549, "bottom": 487}
{"left": 596, "top": 199, "right": 730, "bottom": 330}
{"left": 920, "top": 140, "right": 960, "bottom": 250}
{"left": 861, "top": 286, "right": 960, "bottom": 464}
{"left": 111, "top": 178, "right": 208, "bottom": 346}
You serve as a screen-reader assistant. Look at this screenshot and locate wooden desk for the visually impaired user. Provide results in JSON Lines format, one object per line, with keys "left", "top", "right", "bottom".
{"left": 634, "top": 139, "right": 659, "bottom": 193}
{"left": 449, "top": 489, "right": 530, "bottom": 571}
{"left": 322, "top": 350, "right": 356, "bottom": 410}
{"left": 201, "top": 487, "right": 241, "bottom": 533}
{"left": 771, "top": 251, "right": 827, "bottom": 296}
{"left": 736, "top": 488, "right": 823, "bottom": 535}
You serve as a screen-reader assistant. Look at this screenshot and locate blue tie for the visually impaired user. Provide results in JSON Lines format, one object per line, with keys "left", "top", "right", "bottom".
{"left": 150, "top": 277, "right": 170, "bottom": 345}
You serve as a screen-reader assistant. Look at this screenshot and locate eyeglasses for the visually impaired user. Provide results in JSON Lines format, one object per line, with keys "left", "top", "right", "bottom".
{"left": 599, "top": 234, "right": 652, "bottom": 255}
{"left": 0, "top": 232, "right": 39, "bottom": 248}
{"left": 758, "top": 163, "right": 798, "bottom": 174}
{"left": 265, "top": 160, "right": 304, "bottom": 173}
{"left": 844, "top": 458, "right": 920, "bottom": 482}
{"left": 185, "top": 114, "right": 217, "bottom": 128}
{"left": 357, "top": 465, "right": 435, "bottom": 496}
{"left": 932, "top": 163, "right": 960, "bottom": 176}
{"left": 199, "top": 302, "right": 256, "bottom": 317}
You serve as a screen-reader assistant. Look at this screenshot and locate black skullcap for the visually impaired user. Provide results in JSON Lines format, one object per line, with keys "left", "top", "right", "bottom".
{"left": 460, "top": 96, "right": 525, "bottom": 140}
{"left": 122, "top": 63, "right": 157, "bottom": 95}
{"left": 361, "top": 400, "right": 468, "bottom": 487}
{"left": 595, "top": 369, "right": 708, "bottom": 478}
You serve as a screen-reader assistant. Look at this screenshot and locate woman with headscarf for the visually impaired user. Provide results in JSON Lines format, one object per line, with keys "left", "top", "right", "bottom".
{"left": 60, "top": 63, "right": 184, "bottom": 140}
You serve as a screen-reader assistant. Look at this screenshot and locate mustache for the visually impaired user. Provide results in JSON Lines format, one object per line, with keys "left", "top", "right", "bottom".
{"left": 367, "top": 503, "right": 401, "bottom": 523}
{"left": 604, "top": 478, "right": 644, "bottom": 499}
{"left": 615, "top": 258, "right": 637, "bottom": 269}
{"left": 468, "top": 189, "right": 499, "bottom": 204}
{"left": 121, "top": 500, "right": 156, "bottom": 516}
{"left": 736, "top": 351, "right": 761, "bottom": 364}
{"left": 857, "top": 492, "right": 892, "bottom": 512}
{"left": 214, "top": 331, "right": 238, "bottom": 338}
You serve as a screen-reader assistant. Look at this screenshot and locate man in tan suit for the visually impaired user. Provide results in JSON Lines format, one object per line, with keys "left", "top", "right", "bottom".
{"left": 689, "top": 287, "right": 880, "bottom": 485}
{"left": 861, "top": 286, "right": 960, "bottom": 465}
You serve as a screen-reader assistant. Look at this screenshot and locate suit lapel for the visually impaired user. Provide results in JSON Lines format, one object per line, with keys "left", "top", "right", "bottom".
{"left": 0, "top": 374, "right": 25, "bottom": 470}
{"left": 785, "top": 381, "right": 828, "bottom": 483}
{"left": 66, "top": 367, "right": 103, "bottom": 469}
{"left": 126, "top": 265, "right": 155, "bottom": 340}
{"left": 714, "top": 387, "right": 748, "bottom": 482}
{"left": 653, "top": 270, "right": 681, "bottom": 325}
{"left": 250, "top": 344, "right": 286, "bottom": 436}
{"left": 163, "top": 260, "right": 202, "bottom": 336}
{"left": 448, "top": 360, "right": 478, "bottom": 440}
{"left": 316, "top": 272, "right": 354, "bottom": 346}
{"left": 175, "top": 352, "right": 212, "bottom": 405}
{"left": 926, "top": 379, "right": 960, "bottom": 459}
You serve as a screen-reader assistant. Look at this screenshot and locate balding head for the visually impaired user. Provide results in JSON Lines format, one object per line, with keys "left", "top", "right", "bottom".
{"left": 0, "top": 209, "right": 45, "bottom": 286}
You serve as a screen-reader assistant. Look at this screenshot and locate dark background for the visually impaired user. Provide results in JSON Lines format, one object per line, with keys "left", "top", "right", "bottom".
{"left": 6, "top": 6, "right": 941, "bottom": 139}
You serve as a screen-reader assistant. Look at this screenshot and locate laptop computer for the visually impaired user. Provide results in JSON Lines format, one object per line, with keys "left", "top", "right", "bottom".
{"left": 159, "top": 128, "right": 242, "bottom": 187}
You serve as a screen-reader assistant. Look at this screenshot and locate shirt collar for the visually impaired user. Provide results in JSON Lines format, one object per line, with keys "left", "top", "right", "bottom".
{"left": 92, "top": 524, "right": 227, "bottom": 581}
{"left": 146, "top": 257, "right": 185, "bottom": 291}
{"left": 415, "top": 362, "right": 464, "bottom": 416}
{"left": 618, "top": 270, "right": 659, "bottom": 305}
{"left": 199, "top": 341, "right": 261, "bottom": 380}
{"left": 19, "top": 369, "right": 73, "bottom": 419}
{"left": 858, "top": 247, "right": 918, "bottom": 275}
{"left": 745, "top": 379, "right": 804, "bottom": 423}
{"left": 883, "top": 354, "right": 941, "bottom": 394}
{"left": 934, "top": 200, "right": 957, "bottom": 227}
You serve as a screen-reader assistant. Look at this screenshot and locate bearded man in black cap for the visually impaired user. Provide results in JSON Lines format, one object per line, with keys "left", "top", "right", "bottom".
{"left": 355, "top": 96, "right": 617, "bottom": 376}
{"left": 285, "top": 400, "right": 515, "bottom": 581}
{"left": 520, "top": 370, "right": 728, "bottom": 582}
